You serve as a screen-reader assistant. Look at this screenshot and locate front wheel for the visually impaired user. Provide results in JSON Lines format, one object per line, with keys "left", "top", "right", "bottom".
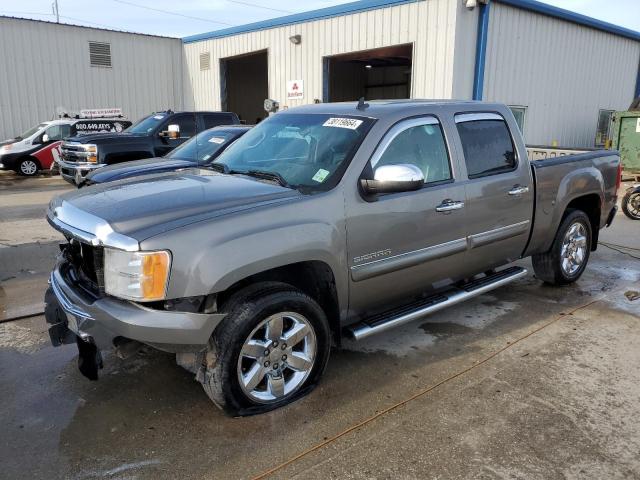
{"left": 622, "top": 189, "right": 640, "bottom": 220}
{"left": 201, "top": 282, "right": 331, "bottom": 415}
{"left": 532, "top": 209, "right": 592, "bottom": 285}
{"left": 18, "top": 157, "right": 40, "bottom": 176}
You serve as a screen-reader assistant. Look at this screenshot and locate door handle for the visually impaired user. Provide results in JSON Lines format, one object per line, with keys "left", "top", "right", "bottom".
{"left": 436, "top": 200, "right": 465, "bottom": 212}
{"left": 508, "top": 185, "right": 530, "bottom": 196}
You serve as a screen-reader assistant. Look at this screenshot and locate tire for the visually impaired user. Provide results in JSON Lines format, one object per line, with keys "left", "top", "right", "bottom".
{"left": 202, "top": 282, "right": 331, "bottom": 415}
{"left": 17, "top": 157, "right": 40, "bottom": 176}
{"left": 532, "top": 209, "right": 592, "bottom": 285}
{"left": 621, "top": 189, "right": 640, "bottom": 220}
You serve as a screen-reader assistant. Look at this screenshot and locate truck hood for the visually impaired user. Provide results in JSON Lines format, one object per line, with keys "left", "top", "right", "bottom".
{"left": 65, "top": 132, "right": 143, "bottom": 144}
{"left": 85, "top": 157, "right": 196, "bottom": 184}
{"left": 51, "top": 169, "right": 300, "bottom": 241}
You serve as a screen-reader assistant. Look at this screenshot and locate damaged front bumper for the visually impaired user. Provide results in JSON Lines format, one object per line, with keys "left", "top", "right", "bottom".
{"left": 44, "top": 263, "right": 226, "bottom": 379}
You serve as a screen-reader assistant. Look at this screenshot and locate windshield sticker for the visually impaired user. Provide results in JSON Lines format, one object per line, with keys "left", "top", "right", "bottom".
{"left": 153, "top": 115, "right": 165, "bottom": 120}
{"left": 323, "top": 117, "right": 363, "bottom": 130}
{"left": 312, "top": 168, "right": 330, "bottom": 183}
{"left": 208, "top": 137, "right": 225, "bottom": 144}
{"left": 202, "top": 154, "right": 211, "bottom": 161}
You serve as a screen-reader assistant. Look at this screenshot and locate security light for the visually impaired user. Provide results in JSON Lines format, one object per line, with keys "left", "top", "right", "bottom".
{"left": 289, "top": 34, "right": 302, "bottom": 45}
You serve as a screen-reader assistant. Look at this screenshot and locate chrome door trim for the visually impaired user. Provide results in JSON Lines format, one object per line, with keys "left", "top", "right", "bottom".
{"left": 435, "top": 200, "right": 465, "bottom": 212}
{"left": 468, "top": 220, "right": 530, "bottom": 249}
{"left": 350, "top": 238, "right": 467, "bottom": 282}
{"left": 455, "top": 112, "right": 504, "bottom": 123}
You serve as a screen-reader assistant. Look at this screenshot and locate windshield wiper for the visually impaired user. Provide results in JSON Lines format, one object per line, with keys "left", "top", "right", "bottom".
{"left": 230, "top": 169, "right": 291, "bottom": 188}
{"left": 207, "top": 162, "right": 229, "bottom": 174}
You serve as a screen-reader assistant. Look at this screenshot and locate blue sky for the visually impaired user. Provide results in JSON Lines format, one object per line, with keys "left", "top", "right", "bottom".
{"left": 1, "top": 0, "right": 639, "bottom": 37}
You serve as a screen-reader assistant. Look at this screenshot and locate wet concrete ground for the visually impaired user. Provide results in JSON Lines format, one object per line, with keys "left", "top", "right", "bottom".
{"left": 1, "top": 172, "right": 639, "bottom": 479}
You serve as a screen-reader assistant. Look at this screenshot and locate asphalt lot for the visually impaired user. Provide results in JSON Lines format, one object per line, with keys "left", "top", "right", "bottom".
{"left": 0, "top": 171, "right": 639, "bottom": 480}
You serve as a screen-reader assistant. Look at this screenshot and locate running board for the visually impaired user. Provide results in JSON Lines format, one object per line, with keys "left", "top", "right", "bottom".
{"left": 347, "top": 266, "right": 528, "bottom": 341}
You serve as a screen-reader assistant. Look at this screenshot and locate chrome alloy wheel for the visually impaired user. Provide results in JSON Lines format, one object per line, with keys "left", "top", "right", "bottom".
{"left": 560, "top": 222, "right": 588, "bottom": 276}
{"left": 237, "top": 312, "right": 317, "bottom": 403}
{"left": 20, "top": 159, "right": 38, "bottom": 175}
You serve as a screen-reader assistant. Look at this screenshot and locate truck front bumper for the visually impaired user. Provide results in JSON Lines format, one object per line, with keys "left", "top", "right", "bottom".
{"left": 45, "top": 264, "right": 226, "bottom": 356}
{"left": 57, "top": 159, "right": 102, "bottom": 185}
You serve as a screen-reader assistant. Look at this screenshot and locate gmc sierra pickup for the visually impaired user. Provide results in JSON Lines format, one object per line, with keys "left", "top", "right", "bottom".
{"left": 57, "top": 110, "right": 240, "bottom": 184}
{"left": 44, "top": 100, "right": 621, "bottom": 415}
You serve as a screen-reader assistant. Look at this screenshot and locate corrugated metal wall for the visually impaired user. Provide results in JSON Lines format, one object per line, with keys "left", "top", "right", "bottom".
{"left": 484, "top": 2, "right": 640, "bottom": 147}
{"left": 0, "top": 17, "right": 183, "bottom": 140}
{"left": 182, "top": 0, "right": 464, "bottom": 112}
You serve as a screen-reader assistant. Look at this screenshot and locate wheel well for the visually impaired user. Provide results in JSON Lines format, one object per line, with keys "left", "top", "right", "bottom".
{"left": 565, "top": 194, "right": 601, "bottom": 250}
{"left": 216, "top": 261, "right": 342, "bottom": 345}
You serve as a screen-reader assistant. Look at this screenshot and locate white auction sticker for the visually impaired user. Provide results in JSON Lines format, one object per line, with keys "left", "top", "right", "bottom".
{"left": 312, "top": 168, "right": 330, "bottom": 183}
{"left": 323, "top": 117, "right": 363, "bottom": 130}
{"left": 208, "top": 137, "right": 225, "bottom": 144}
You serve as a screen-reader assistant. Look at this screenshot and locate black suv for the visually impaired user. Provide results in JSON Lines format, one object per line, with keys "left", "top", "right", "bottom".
{"left": 58, "top": 110, "right": 240, "bottom": 184}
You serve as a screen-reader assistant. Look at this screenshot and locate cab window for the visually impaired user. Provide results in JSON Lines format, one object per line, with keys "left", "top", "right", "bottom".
{"left": 372, "top": 120, "right": 452, "bottom": 185}
{"left": 455, "top": 114, "right": 516, "bottom": 179}
{"left": 44, "top": 124, "right": 71, "bottom": 142}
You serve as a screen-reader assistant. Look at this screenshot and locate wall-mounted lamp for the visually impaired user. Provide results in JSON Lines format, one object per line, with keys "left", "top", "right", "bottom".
{"left": 289, "top": 34, "right": 302, "bottom": 45}
{"left": 464, "top": 0, "right": 488, "bottom": 10}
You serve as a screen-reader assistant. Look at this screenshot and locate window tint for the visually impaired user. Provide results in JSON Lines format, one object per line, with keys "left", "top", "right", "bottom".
{"left": 456, "top": 119, "right": 516, "bottom": 178}
{"left": 169, "top": 115, "right": 196, "bottom": 138}
{"left": 203, "top": 113, "right": 234, "bottom": 129}
{"left": 374, "top": 122, "right": 451, "bottom": 184}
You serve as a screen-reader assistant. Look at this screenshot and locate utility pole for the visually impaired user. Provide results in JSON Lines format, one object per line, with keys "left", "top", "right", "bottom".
{"left": 52, "top": 0, "right": 59, "bottom": 23}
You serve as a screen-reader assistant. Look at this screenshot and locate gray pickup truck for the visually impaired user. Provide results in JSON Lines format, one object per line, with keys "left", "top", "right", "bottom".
{"left": 44, "top": 100, "right": 621, "bottom": 415}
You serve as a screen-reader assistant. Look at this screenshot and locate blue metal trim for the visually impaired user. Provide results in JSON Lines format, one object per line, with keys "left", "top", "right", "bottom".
{"left": 472, "top": 2, "right": 490, "bottom": 101}
{"left": 496, "top": 0, "right": 640, "bottom": 41}
{"left": 182, "top": 0, "right": 420, "bottom": 43}
{"left": 635, "top": 59, "right": 640, "bottom": 100}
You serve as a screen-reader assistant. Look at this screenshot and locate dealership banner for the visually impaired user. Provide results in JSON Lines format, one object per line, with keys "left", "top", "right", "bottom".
{"left": 80, "top": 108, "right": 123, "bottom": 118}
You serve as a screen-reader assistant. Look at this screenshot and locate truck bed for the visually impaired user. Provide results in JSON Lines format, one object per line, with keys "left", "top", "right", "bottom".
{"left": 524, "top": 150, "right": 620, "bottom": 256}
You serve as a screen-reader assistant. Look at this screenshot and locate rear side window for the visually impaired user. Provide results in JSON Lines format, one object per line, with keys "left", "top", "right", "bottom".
{"left": 203, "top": 113, "right": 235, "bottom": 129}
{"left": 455, "top": 114, "right": 516, "bottom": 179}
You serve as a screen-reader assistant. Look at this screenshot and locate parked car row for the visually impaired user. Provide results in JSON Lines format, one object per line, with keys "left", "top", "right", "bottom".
{"left": 0, "top": 117, "right": 131, "bottom": 176}
{"left": 44, "top": 100, "right": 622, "bottom": 416}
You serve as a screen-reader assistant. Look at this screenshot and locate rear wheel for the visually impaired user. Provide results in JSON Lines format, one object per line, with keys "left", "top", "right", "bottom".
{"left": 532, "top": 209, "right": 592, "bottom": 285}
{"left": 622, "top": 189, "right": 640, "bottom": 220}
{"left": 201, "top": 282, "right": 331, "bottom": 415}
{"left": 18, "top": 157, "right": 40, "bottom": 176}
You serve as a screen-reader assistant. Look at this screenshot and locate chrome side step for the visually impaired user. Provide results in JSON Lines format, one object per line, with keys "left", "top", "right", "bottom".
{"left": 347, "top": 266, "right": 528, "bottom": 341}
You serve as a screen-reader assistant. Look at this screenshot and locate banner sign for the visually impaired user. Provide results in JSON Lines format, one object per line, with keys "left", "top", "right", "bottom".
{"left": 80, "top": 108, "right": 123, "bottom": 118}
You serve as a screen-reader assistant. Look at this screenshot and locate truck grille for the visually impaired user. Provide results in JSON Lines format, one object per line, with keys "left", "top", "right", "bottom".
{"left": 61, "top": 142, "right": 91, "bottom": 164}
{"left": 64, "top": 241, "right": 105, "bottom": 296}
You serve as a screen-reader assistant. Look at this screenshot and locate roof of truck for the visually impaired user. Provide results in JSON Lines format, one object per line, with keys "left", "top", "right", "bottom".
{"left": 282, "top": 99, "right": 504, "bottom": 119}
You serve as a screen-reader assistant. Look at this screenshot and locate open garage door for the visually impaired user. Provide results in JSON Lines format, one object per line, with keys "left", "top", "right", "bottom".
{"left": 220, "top": 50, "right": 268, "bottom": 124}
{"left": 324, "top": 44, "right": 412, "bottom": 102}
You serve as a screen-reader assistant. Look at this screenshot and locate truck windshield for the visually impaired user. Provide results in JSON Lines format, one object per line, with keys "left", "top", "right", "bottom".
{"left": 126, "top": 114, "right": 168, "bottom": 134}
{"left": 16, "top": 123, "right": 48, "bottom": 140}
{"left": 215, "top": 113, "right": 374, "bottom": 192}
{"left": 167, "top": 129, "right": 242, "bottom": 163}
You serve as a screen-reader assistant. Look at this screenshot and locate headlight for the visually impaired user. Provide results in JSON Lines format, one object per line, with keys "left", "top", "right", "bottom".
{"left": 84, "top": 144, "right": 98, "bottom": 163}
{"left": 104, "top": 248, "right": 171, "bottom": 301}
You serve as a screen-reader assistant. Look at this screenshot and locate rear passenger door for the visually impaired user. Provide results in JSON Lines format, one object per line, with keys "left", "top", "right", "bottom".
{"left": 454, "top": 112, "right": 533, "bottom": 271}
{"left": 202, "top": 113, "right": 236, "bottom": 131}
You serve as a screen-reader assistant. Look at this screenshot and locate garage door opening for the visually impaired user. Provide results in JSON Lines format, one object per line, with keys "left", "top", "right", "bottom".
{"left": 324, "top": 44, "right": 412, "bottom": 102}
{"left": 220, "top": 50, "right": 268, "bottom": 124}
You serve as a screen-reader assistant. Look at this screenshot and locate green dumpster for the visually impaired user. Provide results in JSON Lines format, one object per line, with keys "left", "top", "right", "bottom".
{"left": 612, "top": 110, "right": 640, "bottom": 173}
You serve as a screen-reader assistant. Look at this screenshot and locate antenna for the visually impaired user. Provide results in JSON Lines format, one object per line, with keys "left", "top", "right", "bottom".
{"left": 52, "top": 0, "right": 60, "bottom": 23}
{"left": 356, "top": 97, "right": 369, "bottom": 111}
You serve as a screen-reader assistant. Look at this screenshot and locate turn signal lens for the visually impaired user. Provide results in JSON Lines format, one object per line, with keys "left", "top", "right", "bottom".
{"left": 104, "top": 249, "right": 171, "bottom": 301}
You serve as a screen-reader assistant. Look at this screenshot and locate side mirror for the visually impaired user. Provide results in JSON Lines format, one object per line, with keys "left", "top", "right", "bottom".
{"left": 160, "top": 124, "right": 180, "bottom": 139}
{"left": 360, "top": 164, "right": 424, "bottom": 195}
{"left": 42, "top": 134, "right": 50, "bottom": 143}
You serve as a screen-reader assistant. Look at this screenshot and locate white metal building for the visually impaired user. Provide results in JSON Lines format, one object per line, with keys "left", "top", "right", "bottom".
{"left": 0, "top": 16, "right": 184, "bottom": 140}
{"left": 1, "top": 0, "right": 639, "bottom": 148}
{"left": 182, "top": 0, "right": 640, "bottom": 148}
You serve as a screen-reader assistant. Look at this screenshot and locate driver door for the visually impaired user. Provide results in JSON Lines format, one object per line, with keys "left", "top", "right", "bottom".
{"left": 155, "top": 114, "right": 197, "bottom": 156}
{"left": 345, "top": 116, "right": 469, "bottom": 317}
